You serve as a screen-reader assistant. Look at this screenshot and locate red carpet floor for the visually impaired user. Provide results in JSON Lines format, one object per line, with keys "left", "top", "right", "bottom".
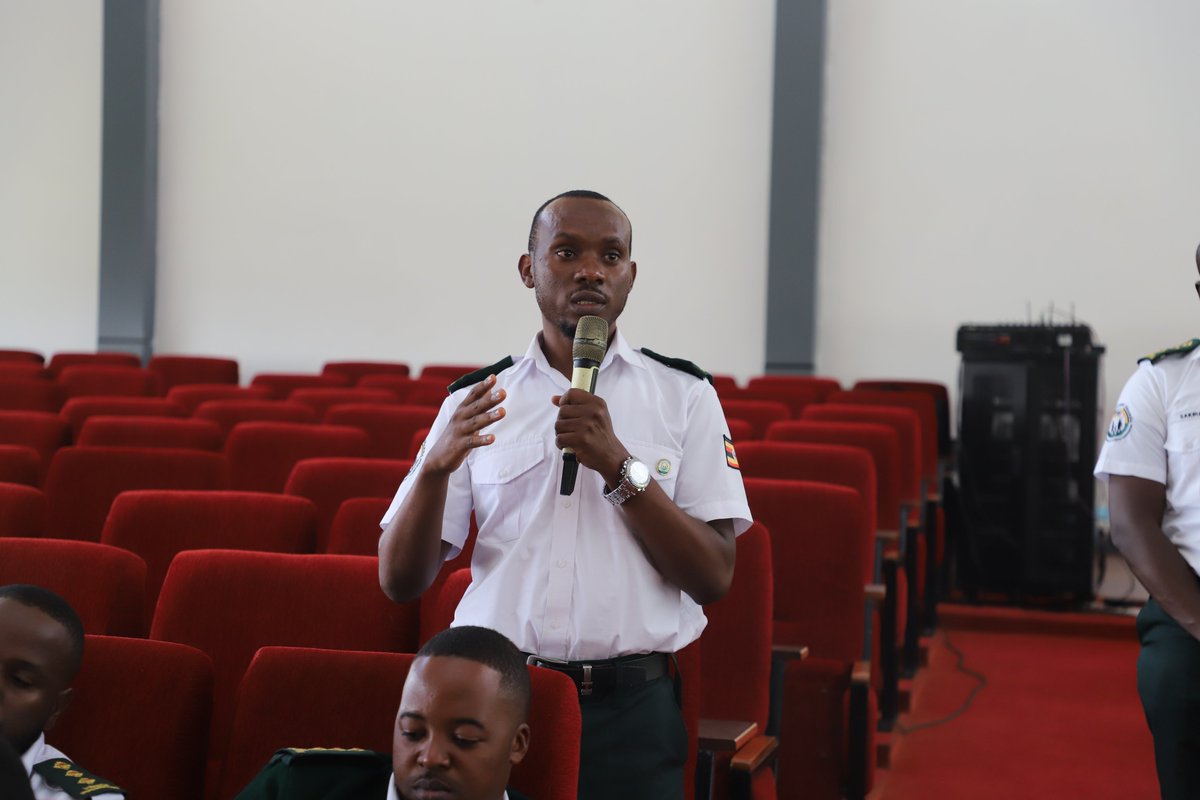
{"left": 869, "top": 605, "right": 1158, "bottom": 799}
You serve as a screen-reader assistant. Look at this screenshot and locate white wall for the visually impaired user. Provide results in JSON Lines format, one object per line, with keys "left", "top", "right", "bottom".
{"left": 818, "top": 0, "right": 1200, "bottom": 419}
{"left": 0, "top": 2, "right": 102, "bottom": 357}
{"left": 155, "top": 1, "right": 776, "bottom": 381}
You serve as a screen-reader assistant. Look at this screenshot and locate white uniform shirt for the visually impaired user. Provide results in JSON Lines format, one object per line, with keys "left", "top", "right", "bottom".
{"left": 1095, "top": 345, "right": 1200, "bottom": 575}
{"left": 383, "top": 331, "right": 753, "bottom": 661}
{"left": 21, "top": 734, "right": 124, "bottom": 799}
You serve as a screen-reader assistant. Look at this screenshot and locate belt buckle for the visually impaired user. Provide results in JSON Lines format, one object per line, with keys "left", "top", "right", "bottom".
{"left": 580, "top": 664, "right": 593, "bottom": 697}
{"left": 526, "top": 655, "right": 569, "bottom": 667}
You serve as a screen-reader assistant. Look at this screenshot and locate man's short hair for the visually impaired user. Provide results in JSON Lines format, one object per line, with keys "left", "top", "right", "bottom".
{"left": 527, "top": 189, "right": 632, "bottom": 254}
{"left": 0, "top": 584, "right": 85, "bottom": 676}
{"left": 416, "top": 626, "right": 532, "bottom": 718}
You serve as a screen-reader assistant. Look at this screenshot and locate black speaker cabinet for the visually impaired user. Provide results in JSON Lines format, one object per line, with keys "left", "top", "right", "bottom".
{"left": 956, "top": 325, "right": 1104, "bottom": 599}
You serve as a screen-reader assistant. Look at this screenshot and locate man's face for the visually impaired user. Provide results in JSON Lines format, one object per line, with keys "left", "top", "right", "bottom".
{"left": 393, "top": 656, "right": 529, "bottom": 800}
{"left": 518, "top": 196, "right": 637, "bottom": 343}
{"left": 0, "top": 598, "right": 74, "bottom": 756}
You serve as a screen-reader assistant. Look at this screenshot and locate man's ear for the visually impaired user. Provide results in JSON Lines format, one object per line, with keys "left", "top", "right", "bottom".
{"left": 518, "top": 254, "right": 535, "bottom": 289}
{"left": 509, "top": 722, "right": 531, "bottom": 765}
{"left": 43, "top": 687, "right": 72, "bottom": 733}
{"left": 629, "top": 260, "right": 637, "bottom": 288}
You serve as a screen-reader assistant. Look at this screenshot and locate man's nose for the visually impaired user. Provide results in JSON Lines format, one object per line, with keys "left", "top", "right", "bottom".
{"left": 417, "top": 734, "right": 452, "bottom": 768}
{"left": 574, "top": 255, "right": 605, "bottom": 282}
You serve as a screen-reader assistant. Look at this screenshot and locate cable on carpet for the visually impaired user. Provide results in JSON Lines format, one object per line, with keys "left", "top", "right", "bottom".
{"left": 894, "top": 630, "right": 988, "bottom": 735}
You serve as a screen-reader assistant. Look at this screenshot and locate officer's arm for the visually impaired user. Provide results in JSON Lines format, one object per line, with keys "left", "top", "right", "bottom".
{"left": 379, "top": 376, "right": 505, "bottom": 603}
{"left": 1109, "top": 474, "right": 1200, "bottom": 640}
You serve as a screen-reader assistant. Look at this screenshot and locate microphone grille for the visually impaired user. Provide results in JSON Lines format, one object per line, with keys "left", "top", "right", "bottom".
{"left": 573, "top": 315, "right": 610, "bottom": 362}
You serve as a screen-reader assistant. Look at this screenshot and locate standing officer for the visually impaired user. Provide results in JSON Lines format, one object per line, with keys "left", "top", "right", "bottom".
{"left": 1095, "top": 243, "right": 1200, "bottom": 800}
{"left": 379, "top": 189, "right": 752, "bottom": 799}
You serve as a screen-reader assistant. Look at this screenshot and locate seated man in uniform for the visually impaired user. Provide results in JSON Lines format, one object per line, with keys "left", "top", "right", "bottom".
{"left": 0, "top": 583, "right": 125, "bottom": 799}
{"left": 236, "top": 625, "right": 532, "bottom": 800}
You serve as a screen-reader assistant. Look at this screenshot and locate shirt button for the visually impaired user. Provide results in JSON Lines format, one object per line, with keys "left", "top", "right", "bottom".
{"left": 550, "top": 622, "right": 561, "bottom": 630}
{"left": 563, "top": 499, "right": 572, "bottom": 508}
{"left": 556, "top": 559, "right": 568, "bottom": 569}
{"left": 499, "top": 467, "right": 510, "bottom": 477}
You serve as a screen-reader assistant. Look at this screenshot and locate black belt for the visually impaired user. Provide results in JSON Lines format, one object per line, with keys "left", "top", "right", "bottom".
{"left": 525, "top": 652, "right": 670, "bottom": 697}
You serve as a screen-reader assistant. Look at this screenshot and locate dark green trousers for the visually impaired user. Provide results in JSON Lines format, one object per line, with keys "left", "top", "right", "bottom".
{"left": 577, "top": 675, "right": 688, "bottom": 800}
{"left": 1136, "top": 597, "right": 1200, "bottom": 800}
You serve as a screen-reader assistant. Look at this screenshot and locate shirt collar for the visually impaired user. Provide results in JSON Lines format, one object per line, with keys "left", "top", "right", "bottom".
{"left": 522, "top": 328, "right": 646, "bottom": 385}
{"left": 20, "top": 732, "right": 44, "bottom": 777}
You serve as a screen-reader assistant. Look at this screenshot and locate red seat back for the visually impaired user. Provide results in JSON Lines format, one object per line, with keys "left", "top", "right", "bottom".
{"left": 221, "top": 647, "right": 581, "bottom": 800}
{"left": 288, "top": 388, "right": 398, "bottom": 420}
{"left": 0, "top": 378, "right": 66, "bottom": 412}
{"left": 60, "top": 396, "right": 184, "bottom": 439}
{"left": 0, "top": 362, "right": 48, "bottom": 380}
{"left": 828, "top": 390, "right": 938, "bottom": 485}
{"left": 0, "top": 482, "right": 46, "bottom": 537}
{"left": 78, "top": 416, "right": 224, "bottom": 452}
{"left": 746, "top": 375, "right": 842, "bottom": 401}
{"left": 324, "top": 403, "right": 440, "bottom": 459}
{"left": 223, "top": 423, "right": 371, "bottom": 493}
{"left": 421, "top": 567, "right": 473, "bottom": 644}
{"left": 150, "top": 551, "right": 421, "bottom": 788}
{"left": 854, "top": 380, "right": 952, "bottom": 458}
{"left": 52, "top": 636, "right": 212, "bottom": 800}
{"left": 0, "top": 444, "right": 40, "bottom": 486}
{"left": 193, "top": 400, "right": 317, "bottom": 436}
{"left": 47, "top": 352, "right": 141, "bottom": 376}
{"left": 0, "top": 411, "right": 69, "bottom": 480}
{"left": 248, "top": 372, "right": 349, "bottom": 400}
{"left": 0, "top": 349, "right": 44, "bottom": 364}
{"left": 803, "top": 404, "right": 922, "bottom": 506}
{"left": 43, "top": 446, "right": 228, "bottom": 541}
{"left": 101, "top": 490, "right": 318, "bottom": 619}
{"left": 168, "top": 385, "right": 271, "bottom": 415}
{"left": 58, "top": 365, "right": 160, "bottom": 398}
{"left": 327, "top": 496, "right": 391, "bottom": 555}
{"left": 723, "top": 385, "right": 822, "bottom": 418}
{"left": 148, "top": 356, "right": 240, "bottom": 392}
{"left": 0, "top": 538, "right": 146, "bottom": 635}
{"left": 321, "top": 360, "right": 411, "bottom": 383}
{"left": 720, "top": 399, "right": 791, "bottom": 438}
{"left": 283, "top": 457, "right": 411, "bottom": 550}
{"left": 419, "top": 364, "right": 483, "bottom": 382}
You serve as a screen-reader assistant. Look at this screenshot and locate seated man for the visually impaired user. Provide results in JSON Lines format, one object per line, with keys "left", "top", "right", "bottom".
{"left": 237, "top": 625, "right": 533, "bottom": 800}
{"left": 0, "top": 584, "right": 124, "bottom": 799}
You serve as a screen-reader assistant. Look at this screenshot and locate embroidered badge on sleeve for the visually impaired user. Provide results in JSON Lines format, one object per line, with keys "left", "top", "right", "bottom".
{"left": 1106, "top": 404, "right": 1133, "bottom": 441}
{"left": 724, "top": 435, "right": 740, "bottom": 470}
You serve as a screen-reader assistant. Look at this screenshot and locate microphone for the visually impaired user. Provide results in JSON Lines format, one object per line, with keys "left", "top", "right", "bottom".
{"left": 560, "top": 315, "right": 609, "bottom": 496}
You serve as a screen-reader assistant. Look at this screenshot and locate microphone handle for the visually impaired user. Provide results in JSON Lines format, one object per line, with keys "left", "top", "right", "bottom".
{"left": 560, "top": 357, "right": 601, "bottom": 495}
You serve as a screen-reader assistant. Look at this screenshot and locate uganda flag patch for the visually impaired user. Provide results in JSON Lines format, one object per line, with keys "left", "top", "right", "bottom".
{"left": 724, "top": 435, "right": 740, "bottom": 470}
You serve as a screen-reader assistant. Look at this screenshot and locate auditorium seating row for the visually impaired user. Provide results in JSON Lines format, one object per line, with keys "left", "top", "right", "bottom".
{"left": 1, "top": 348, "right": 954, "bottom": 800}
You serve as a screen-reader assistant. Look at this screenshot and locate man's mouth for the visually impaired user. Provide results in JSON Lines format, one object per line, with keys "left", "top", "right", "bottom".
{"left": 408, "top": 776, "right": 456, "bottom": 798}
{"left": 570, "top": 291, "right": 606, "bottom": 309}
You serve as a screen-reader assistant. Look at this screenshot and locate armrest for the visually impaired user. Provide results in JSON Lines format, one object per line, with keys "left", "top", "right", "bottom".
{"left": 730, "top": 734, "right": 778, "bottom": 773}
{"left": 852, "top": 659, "right": 870, "bottom": 685}
{"left": 864, "top": 583, "right": 886, "bottom": 603}
{"left": 698, "top": 719, "right": 758, "bottom": 752}
{"left": 771, "top": 643, "right": 809, "bottom": 662}
{"left": 877, "top": 528, "right": 901, "bottom": 542}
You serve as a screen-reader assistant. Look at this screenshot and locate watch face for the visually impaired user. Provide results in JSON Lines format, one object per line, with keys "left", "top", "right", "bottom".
{"left": 628, "top": 459, "right": 651, "bottom": 489}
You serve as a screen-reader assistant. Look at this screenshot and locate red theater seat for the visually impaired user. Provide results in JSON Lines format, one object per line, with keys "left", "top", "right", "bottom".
{"left": 101, "top": 490, "right": 318, "bottom": 618}
{"left": 0, "top": 482, "right": 46, "bottom": 537}
{"left": 47, "top": 351, "right": 141, "bottom": 376}
{"left": 283, "top": 457, "right": 410, "bottom": 550}
{"left": 168, "top": 384, "right": 271, "bottom": 415}
{"left": 0, "top": 411, "right": 69, "bottom": 479}
{"left": 193, "top": 400, "right": 317, "bottom": 436}
{"left": 723, "top": 385, "right": 822, "bottom": 418}
{"left": 419, "top": 364, "right": 483, "bottom": 381}
{"left": 43, "top": 446, "right": 227, "bottom": 541}
{"left": 289, "top": 387, "right": 398, "bottom": 419}
{"left": 60, "top": 396, "right": 184, "bottom": 439}
{"left": 422, "top": 567, "right": 472, "bottom": 643}
{"left": 720, "top": 399, "right": 791, "bottom": 439}
{"left": 220, "top": 647, "right": 581, "bottom": 800}
{"left": 248, "top": 372, "right": 349, "bottom": 400}
{"left": 326, "top": 496, "right": 391, "bottom": 555}
{"left": 51, "top": 635, "right": 212, "bottom": 800}
{"left": 0, "top": 378, "right": 66, "bottom": 412}
{"left": 78, "top": 416, "right": 224, "bottom": 451}
{"left": 324, "top": 403, "right": 439, "bottom": 459}
{"left": 150, "top": 550, "right": 421, "bottom": 794}
{"left": 0, "top": 362, "right": 48, "bottom": 380}
{"left": 149, "top": 355, "right": 240, "bottom": 392}
{"left": 57, "top": 365, "right": 160, "bottom": 398}
{"left": 321, "top": 360, "right": 411, "bottom": 383}
{"left": 746, "top": 375, "right": 842, "bottom": 402}
{"left": 0, "top": 444, "right": 40, "bottom": 487}
{"left": 223, "top": 423, "right": 370, "bottom": 493}
{"left": 0, "top": 538, "right": 146, "bottom": 635}
{"left": 0, "top": 349, "right": 44, "bottom": 364}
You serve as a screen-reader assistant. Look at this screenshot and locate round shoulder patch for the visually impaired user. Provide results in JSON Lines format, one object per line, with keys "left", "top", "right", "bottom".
{"left": 1106, "top": 404, "right": 1133, "bottom": 441}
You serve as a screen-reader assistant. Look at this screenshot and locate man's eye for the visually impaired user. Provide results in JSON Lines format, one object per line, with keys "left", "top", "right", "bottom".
{"left": 555, "top": 248, "right": 575, "bottom": 258}
{"left": 605, "top": 252, "right": 621, "bottom": 262}
{"left": 399, "top": 730, "right": 425, "bottom": 742}
{"left": 10, "top": 674, "right": 34, "bottom": 689}
{"left": 453, "top": 736, "right": 481, "bottom": 748}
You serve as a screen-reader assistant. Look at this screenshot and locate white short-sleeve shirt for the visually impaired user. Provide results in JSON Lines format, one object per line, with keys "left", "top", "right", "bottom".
{"left": 382, "top": 331, "right": 753, "bottom": 661}
{"left": 22, "top": 734, "right": 125, "bottom": 799}
{"left": 1095, "top": 345, "right": 1200, "bottom": 575}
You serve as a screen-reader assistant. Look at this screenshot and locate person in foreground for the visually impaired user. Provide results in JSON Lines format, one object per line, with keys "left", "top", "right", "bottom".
{"left": 378, "top": 189, "right": 752, "bottom": 799}
{"left": 236, "top": 625, "right": 532, "bottom": 800}
{"left": 1096, "top": 243, "right": 1200, "bottom": 800}
{"left": 0, "top": 583, "right": 125, "bottom": 799}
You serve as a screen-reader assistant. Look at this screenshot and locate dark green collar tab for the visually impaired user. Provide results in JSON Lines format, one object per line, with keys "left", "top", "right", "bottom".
{"left": 33, "top": 759, "right": 125, "bottom": 797}
{"left": 640, "top": 348, "right": 713, "bottom": 384}
{"left": 447, "top": 356, "right": 515, "bottom": 394}
{"left": 1139, "top": 338, "right": 1200, "bottom": 364}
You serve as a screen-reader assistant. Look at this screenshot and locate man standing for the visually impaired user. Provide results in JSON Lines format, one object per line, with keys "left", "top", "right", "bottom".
{"left": 379, "top": 189, "right": 752, "bottom": 799}
{"left": 1095, "top": 244, "right": 1200, "bottom": 800}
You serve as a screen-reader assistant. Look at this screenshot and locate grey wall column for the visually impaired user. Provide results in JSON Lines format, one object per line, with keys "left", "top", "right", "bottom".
{"left": 98, "top": 0, "right": 160, "bottom": 362}
{"left": 764, "top": 0, "right": 826, "bottom": 374}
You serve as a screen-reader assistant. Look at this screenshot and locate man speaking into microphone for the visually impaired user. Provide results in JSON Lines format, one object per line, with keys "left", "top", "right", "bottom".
{"left": 378, "top": 189, "right": 751, "bottom": 800}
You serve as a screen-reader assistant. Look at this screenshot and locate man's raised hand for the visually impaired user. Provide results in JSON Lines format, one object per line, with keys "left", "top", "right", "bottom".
{"left": 421, "top": 374, "right": 505, "bottom": 476}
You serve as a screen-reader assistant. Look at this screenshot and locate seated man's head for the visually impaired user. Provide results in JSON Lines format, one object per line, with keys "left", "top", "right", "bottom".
{"left": 394, "top": 626, "right": 531, "bottom": 800}
{"left": 0, "top": 585, "right": 84, "bottom": 755}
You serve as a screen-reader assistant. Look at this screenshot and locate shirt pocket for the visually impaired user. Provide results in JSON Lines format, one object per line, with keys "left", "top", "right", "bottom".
{"left": 470, "top": 438, "right": 547, "bottom": 542}
{"left": 1165, "top": 427, "right": 1200, "bottom": 489}
{"left": 625, "top": 438, "right": 684, "bottom": 500}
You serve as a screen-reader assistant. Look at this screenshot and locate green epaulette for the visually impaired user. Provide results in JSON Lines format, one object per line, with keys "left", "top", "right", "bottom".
{"left": 640, "top": 348, "right": 713, "bottom": 384}
{"left": 33, "top": 759, "right": 125, "bottom": 798}
{"left": 446, "top": 357, "right": 516, "bottom": 394}
{"left": 267, "top": 747, "right": 390, "bottom": 767}
{"left": 1139, "top": 338, "right": 1200, "bottom": 364}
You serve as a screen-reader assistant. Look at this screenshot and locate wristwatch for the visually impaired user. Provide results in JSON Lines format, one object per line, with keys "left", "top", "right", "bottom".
{"left": 603, "top": 456, "right": 652, "bottom": 506}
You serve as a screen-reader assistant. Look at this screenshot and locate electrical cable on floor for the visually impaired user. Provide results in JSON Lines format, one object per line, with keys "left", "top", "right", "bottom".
{"left": 894, "top": 630, "right": 987, "bottom": 735}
